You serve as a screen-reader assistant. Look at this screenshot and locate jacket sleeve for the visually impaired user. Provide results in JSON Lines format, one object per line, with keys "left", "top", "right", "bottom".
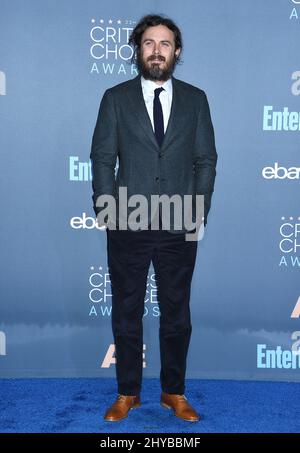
{"left": 193, "top": 92, "right": 218, "bottom": 226}
{"left": 90, "top": 89, "right": 118, "bottom": 217}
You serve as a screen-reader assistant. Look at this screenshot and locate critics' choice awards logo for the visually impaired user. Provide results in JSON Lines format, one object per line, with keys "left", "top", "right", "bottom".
{"left": 90, "top": 18, "right": 138, "bottom": 76}
{"left": 279, "top": 217, "right": 300, "bottom": 268}
{"left": 257, "top": 219, "right": 300, "bottom": 369}
{"left": 262, "top": 71, "right": 300, "bottom": 130}
{"left": 88, "top": 266, "right": 160, "bottom": 318}
{"left": 0, "top": 71, "right": 6, "bottom": 96}
{"left": 290, "top": 0, "right": 300, "bottom": 19}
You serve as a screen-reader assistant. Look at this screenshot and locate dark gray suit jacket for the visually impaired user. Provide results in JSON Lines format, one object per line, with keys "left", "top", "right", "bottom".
{"left": 90, "top": 74, "right": 217, "bottom": 233}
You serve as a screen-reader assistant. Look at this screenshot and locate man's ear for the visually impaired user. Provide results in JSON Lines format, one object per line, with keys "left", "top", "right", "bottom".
{"left": 175, "top": 47, "right": 181, "bottom": 59}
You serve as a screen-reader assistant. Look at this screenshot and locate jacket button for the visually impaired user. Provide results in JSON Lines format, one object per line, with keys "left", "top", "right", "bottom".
{"left": 155, "top": 177, "right": 159, "bottom": 182}
{"left": 158, "top": 152, "right": 163, "bottom": 158}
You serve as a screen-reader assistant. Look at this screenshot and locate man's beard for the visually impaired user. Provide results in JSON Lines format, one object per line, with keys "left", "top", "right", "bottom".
{"left": 136, "top": 52, "right": 178, "bottom": 81}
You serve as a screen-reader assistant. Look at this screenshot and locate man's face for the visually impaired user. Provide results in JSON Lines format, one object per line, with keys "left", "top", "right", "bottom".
{"left": 137, "top": 25, "right": 181, "bottom": 82}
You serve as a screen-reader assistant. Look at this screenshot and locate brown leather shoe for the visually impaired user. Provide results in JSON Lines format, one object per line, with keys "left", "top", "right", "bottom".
{"left": 161, "top": 392, "right": 200, "bottom": 422}
{"left": 104, "top": 395, "right": 141, "bottom": 421}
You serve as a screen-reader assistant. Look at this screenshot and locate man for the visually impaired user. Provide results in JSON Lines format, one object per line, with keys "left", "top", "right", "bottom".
{"left": 90, "top": 14, "right": 217, "bottom": 422}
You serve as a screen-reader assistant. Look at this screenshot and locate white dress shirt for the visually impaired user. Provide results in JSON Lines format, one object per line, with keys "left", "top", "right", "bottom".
{"left": 141, "top": 75, "right": 173, "bottom": 133}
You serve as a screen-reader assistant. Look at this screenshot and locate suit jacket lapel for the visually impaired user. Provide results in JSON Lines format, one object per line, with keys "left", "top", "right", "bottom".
{"left": 125, "top": 75, "right": 159, "bottom": 150}
{"left": 125, "top": 75, "right": 179, "bottom": 152}
{"left": 162, "top": 76, "right": 179, "bottom": 150}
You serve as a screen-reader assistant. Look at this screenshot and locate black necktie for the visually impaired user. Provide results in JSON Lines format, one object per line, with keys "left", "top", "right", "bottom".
{"left": 153, "top": 87, "right": 165, "bottom": 147}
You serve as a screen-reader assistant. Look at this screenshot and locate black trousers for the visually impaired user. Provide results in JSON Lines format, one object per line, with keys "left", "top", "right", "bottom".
{"left": 106, "top": 224, "right": 198, "bottom": 396}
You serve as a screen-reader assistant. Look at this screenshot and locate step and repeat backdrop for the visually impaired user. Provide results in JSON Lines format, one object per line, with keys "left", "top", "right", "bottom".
{"left": 0, "top": 0, "right": 299, "bottom": 380}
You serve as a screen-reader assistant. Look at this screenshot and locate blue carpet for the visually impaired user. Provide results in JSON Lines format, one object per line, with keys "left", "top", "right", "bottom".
{"left": 0, "top": 378, "right": 299, "bottom": 433}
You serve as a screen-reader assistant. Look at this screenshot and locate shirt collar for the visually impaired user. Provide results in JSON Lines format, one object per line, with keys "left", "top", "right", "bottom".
{"left": 141, "top": 75, "right": 172, "bottom": 96}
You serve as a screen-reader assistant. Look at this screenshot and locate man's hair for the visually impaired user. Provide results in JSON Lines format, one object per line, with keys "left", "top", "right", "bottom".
{"left": 128, "top": 14, "right": 183, "bottom": 65}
